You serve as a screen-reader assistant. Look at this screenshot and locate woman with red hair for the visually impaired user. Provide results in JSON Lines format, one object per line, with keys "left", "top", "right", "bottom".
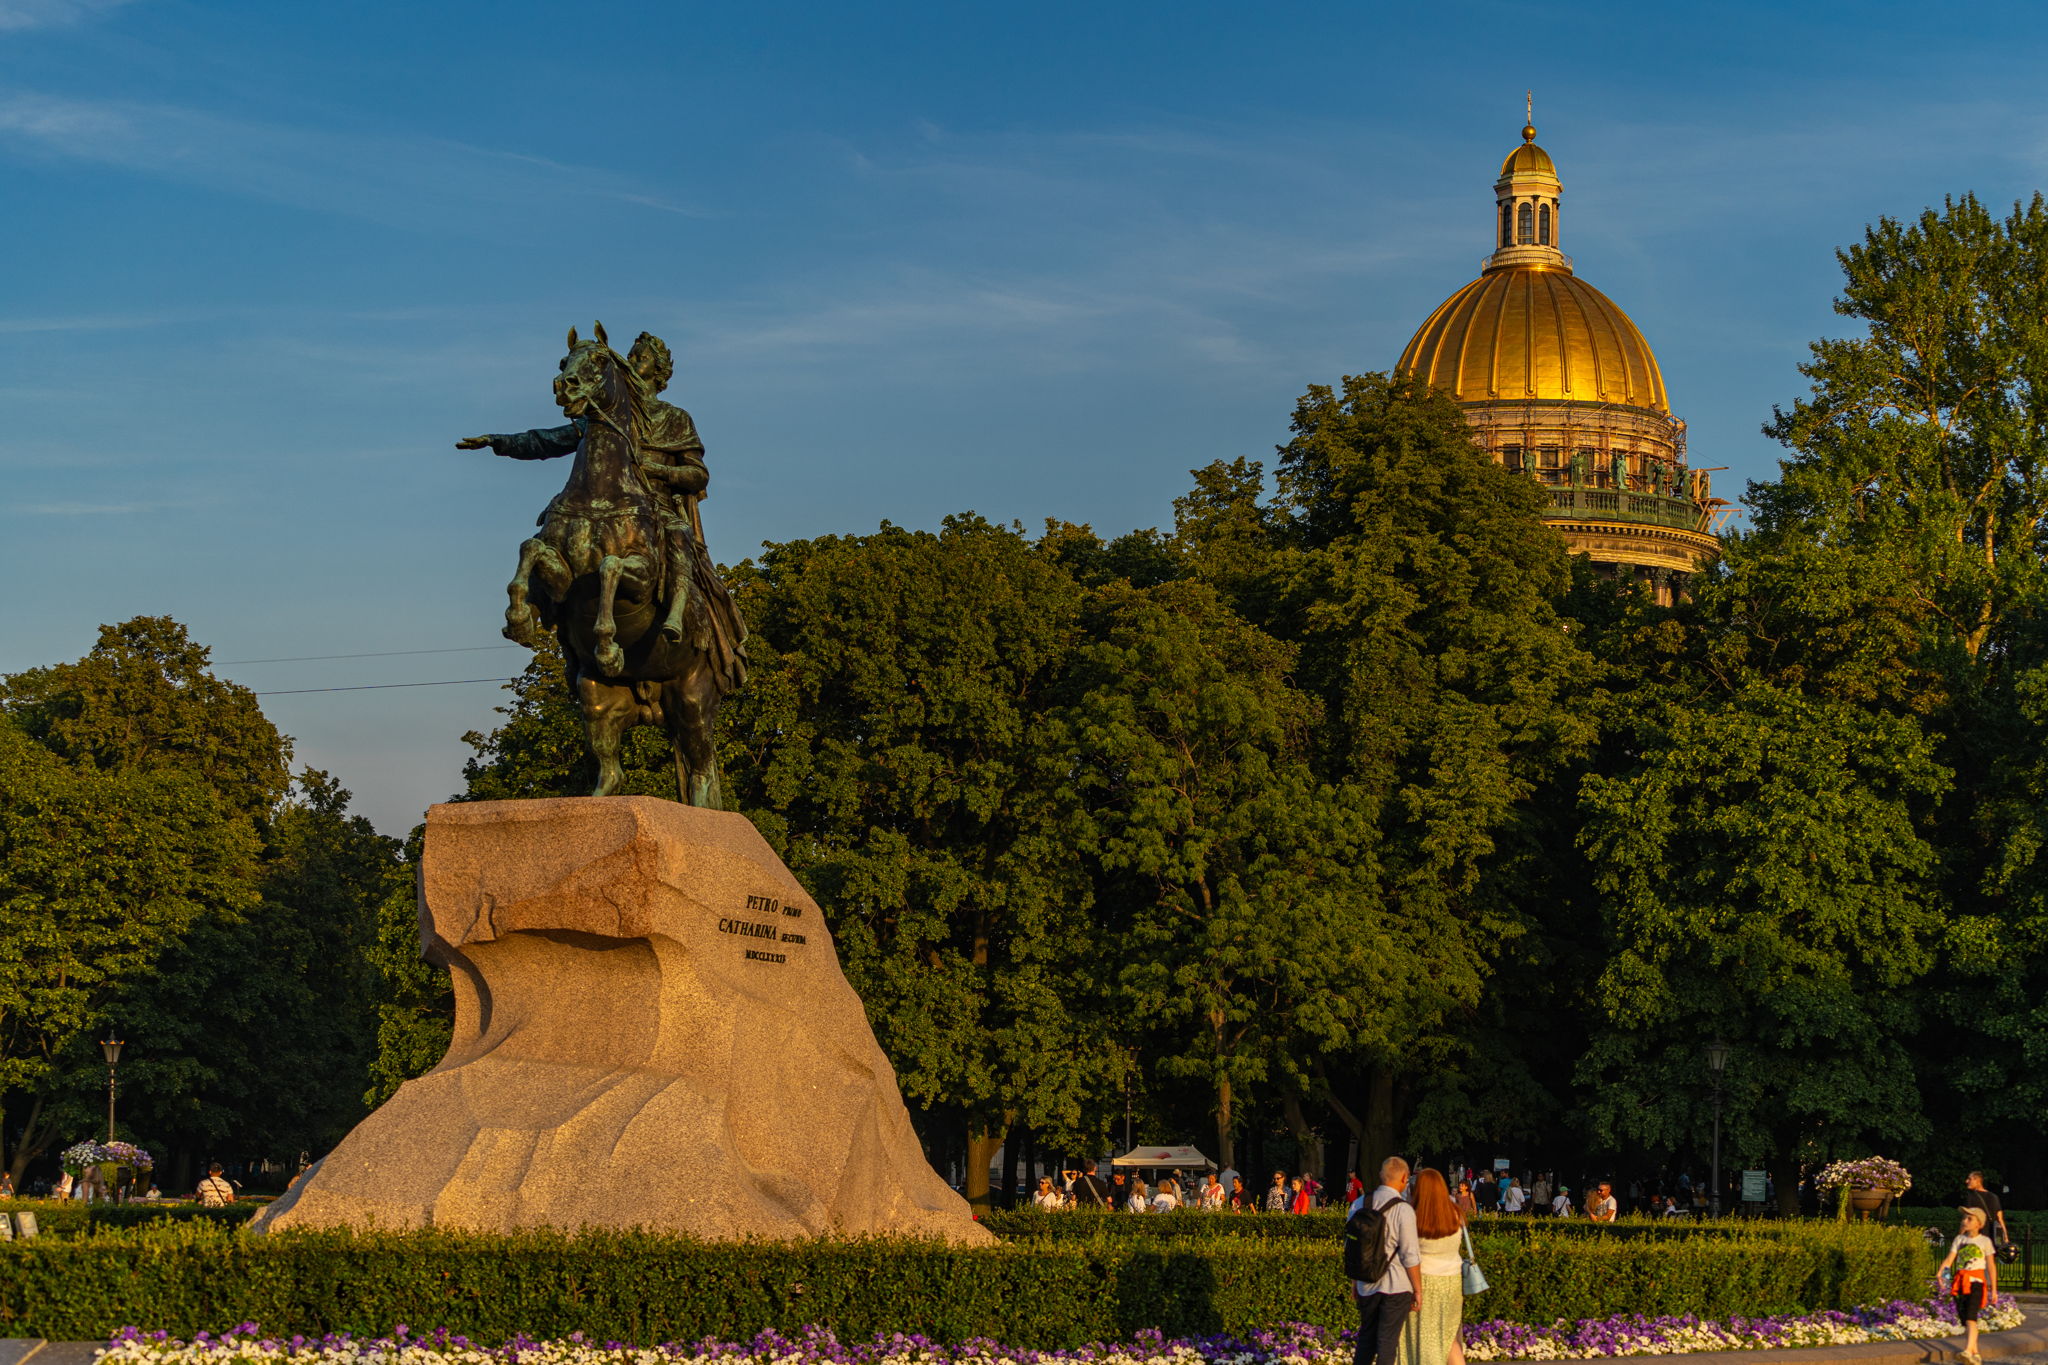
{"left": 1403, "top": 1168, "right": 1469, "bottom": 1365}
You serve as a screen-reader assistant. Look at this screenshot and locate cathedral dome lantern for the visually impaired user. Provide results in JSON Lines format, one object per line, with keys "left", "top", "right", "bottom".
{"left": 1489, "top": 121, "right": 1567, "bottom": 272}
{"left": 1395, "top": 109, "right": 1722, "bottom": 603}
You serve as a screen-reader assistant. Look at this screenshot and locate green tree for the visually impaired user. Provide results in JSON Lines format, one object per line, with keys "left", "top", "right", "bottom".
{"left": 1, "top": 617, "right": 291, "bottom": 819}
{"left": 722, "top": 516, "right": 1124, "bottom": 1200}
{"left": 1057, "top": 578, "right": 1443, "bottom": 1171}
{"left": 1756, "top": 193, "right": 2048, "bottom": 667}
{"left": 365, "top": 828, "right": 453, "bottom": 1108}
{"left": 1174, "top": 373, "right": 1596, "bottom": 1163}
{"left": 3, "top": 619, "right": 397, "bottom": 1187}
{"left": 1572, "top": 537, "right": 1950, "bottom": 1211}
{"left": 1753, "top": 195, "right": 2048, "bottom": 1195}
{"left": 0, "top": 718, "right": 259, "bottom": 1180}
{"left": 1578, "top": 681, "right": 1946, "bottom": 1210}
{"left": 112, "top": 771, "right": 401, "bottom": 1179}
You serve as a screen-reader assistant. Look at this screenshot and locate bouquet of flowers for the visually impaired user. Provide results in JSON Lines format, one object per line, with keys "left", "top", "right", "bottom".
{"left": 1815, "top": 1155, "right": 1912, "bottom": 1196}
{"left": 58, "top": 1140, "right": 157, "bottom": 1176}
{"left": 100, "top": 1141, "right": 154, "bottom": 1170}
{"left": 60, "top": 1141, "right": 104, "bottom": 1176}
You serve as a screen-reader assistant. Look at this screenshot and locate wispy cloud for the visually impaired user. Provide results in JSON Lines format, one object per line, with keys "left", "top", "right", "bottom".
{"left": 0, "top": 312, "right": 173, "bottom": 334}
{"left": 0, "top": 90, "right": 703, "bottom": 232}
{"left": 15, "top": 497, "right": 193, "bottom": 515}
{"left": 0, "top": 0, "right": 133, "bottom": 32}
{"left": 650, "top": 119, "right": 1451, "bottom": 384}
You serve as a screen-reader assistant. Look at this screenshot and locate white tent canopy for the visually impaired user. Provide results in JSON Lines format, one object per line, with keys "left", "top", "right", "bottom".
{"left": 1111, "top": 1144, "right": 1216, "bottom": 1170}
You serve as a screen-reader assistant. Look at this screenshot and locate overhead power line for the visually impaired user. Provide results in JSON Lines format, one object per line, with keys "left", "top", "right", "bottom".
{"left": 219, "top": 644, "right": 522, "bottom": 666}
{"left": 254, "top": 677, "right": 516, "bottom": 696}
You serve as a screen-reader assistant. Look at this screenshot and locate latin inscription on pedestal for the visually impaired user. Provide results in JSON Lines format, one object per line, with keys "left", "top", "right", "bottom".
{"left": 721, "top": 892, "right": 808, "bottom": 964}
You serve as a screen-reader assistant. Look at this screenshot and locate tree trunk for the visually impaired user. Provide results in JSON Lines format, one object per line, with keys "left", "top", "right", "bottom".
{"left": 1321, "top": 1067, "right": 1365, "bottom": 1180}
{"left": 7, "top": 1095, "right": 48, "bottom": 1186}
{"left": 1215, "top": 1075, "right": 1235, "bottom": 1172}
{"left": 1362, "top": 1067, "right": 1397, "bottom": 1173}
{"left": 1772, "top": 1139, "right": 1801, "bottom": 1220}
{"left": 965, "top": 1123, "right": 1006, "bottom": 1210}
{"left": 1280, "top": 1090, "right": 1323, "bottom": 1180}
{"left": 1000, "top": 1128, "right": 1022, "bottom": 1209}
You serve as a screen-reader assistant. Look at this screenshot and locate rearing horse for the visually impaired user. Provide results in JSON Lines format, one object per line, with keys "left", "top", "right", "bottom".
{"left": 501, "top": 323, "right": 731, "bottom": 806}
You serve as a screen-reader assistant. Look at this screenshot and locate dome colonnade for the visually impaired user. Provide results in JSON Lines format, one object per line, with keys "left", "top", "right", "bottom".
{"left": 1397, "top": 117, "right": 1722, "bottom": 603}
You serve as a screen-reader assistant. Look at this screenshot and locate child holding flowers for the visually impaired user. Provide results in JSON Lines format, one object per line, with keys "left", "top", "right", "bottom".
{"left": 1938, "top": 1205, "right": 1998, "bottom": 1364}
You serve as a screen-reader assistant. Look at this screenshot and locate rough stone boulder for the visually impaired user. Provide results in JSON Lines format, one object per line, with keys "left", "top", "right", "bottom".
{"left": 253, "top": 796, "right": 988, "bottom": 1243}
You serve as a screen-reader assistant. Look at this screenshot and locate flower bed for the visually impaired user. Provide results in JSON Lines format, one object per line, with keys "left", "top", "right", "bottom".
{"left": 96, "top": 1297, "right": 2028, "bottom": 1365}
{"left": 1461, "top": 1295, "right": 2024, "bottom": 1359}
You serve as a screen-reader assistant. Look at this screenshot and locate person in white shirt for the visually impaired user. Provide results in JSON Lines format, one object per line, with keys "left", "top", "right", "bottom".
{"left": 1198, "top": 1173, "right": 1226, "bottom": 1210}
{"left": 1588, "top": 1182, "right": 1618, "bottom": 1222}
{"left": 1032, "top": 1176, "right": 1065, "bottom": 1210}
{"left": 1350, "top": 1156, "right": 1423, "bottom": 1365}
{"left": 1940, "top": 1206, "right": 1997, "bottom": 1364}
{"left": 1125, "top": 1178, "right": 1151, "bottom": 1213}
{"left": 1551, "top": 1186, "right": 1572, "bottom": 1217}
{"left": 1502, "top": 1178, "right": 1525, "bottom": 1213}
{"left": 1151, "top": 1177, "right": 1181, "bottom": 1212}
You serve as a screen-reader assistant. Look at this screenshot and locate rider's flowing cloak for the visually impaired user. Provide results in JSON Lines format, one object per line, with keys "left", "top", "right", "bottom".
{"left": 640, "top": 402, "right": 749, "bottom": 696}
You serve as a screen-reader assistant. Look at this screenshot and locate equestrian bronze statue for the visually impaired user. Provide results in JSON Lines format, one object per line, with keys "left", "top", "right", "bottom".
{"left": 458, "top": 324, "right": 747, "bottom": 806}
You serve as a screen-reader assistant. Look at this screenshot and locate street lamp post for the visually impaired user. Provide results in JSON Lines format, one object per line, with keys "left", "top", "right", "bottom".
{"left": 100, "top": 1034, "right": 124, "bottom": 1143}
{"left": 1705, "top": 1039, "right": 1729, "bottom": 1217}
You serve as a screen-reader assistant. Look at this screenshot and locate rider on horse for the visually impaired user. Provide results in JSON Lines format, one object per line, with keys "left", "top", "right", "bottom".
{"left": 459, "top": 332, "right": 745, "bottom": 686}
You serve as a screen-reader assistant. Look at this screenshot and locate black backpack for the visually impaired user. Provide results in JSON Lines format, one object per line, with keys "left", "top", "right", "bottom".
{"left": 1343, "top": 1198, "right": 1395, "bottom": 1284}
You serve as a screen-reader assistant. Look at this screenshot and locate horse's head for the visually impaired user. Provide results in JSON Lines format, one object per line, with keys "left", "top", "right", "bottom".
{"left": 553, "top": 322, "right": 642, "bottom": 431}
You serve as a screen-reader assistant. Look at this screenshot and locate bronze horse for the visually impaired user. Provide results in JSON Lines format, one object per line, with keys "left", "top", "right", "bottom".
{"left": 500, "top": 324, "right": 731, "bottom": 806}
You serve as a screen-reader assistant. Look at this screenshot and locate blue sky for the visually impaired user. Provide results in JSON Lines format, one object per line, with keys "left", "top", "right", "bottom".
{"left": 6, "top": 0, "right": 2047, "bottom": 833}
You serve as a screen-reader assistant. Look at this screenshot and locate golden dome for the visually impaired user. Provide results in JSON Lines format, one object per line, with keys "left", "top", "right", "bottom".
{"left": 1499, "top": 140, "right": 1555, "bottom": 178}
{"left": 1398, "top": 266, "right": 1669, "bottom": 412}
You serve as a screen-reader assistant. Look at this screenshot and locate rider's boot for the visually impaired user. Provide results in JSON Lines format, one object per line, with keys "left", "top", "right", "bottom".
{"left": 659, "top": 527, "right": 693, "bottom": 643}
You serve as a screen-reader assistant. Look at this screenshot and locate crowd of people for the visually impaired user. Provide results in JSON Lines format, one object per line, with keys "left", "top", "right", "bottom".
{"left": 1028, "top": 1161, "right": 1346, "bottom": 1212}
{"left": 1024, "top": 1160, "right": 1662, "bottom": 1221}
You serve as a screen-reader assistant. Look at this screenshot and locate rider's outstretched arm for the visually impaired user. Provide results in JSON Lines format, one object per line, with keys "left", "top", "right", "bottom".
{"left": 464, "top": 424, "right": 581, "bottom": 460}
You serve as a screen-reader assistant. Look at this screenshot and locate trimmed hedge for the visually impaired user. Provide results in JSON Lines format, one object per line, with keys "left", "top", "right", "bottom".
{"left": 0, "top": 1220, "right": 1932, "bottom": 1347}
{"left": 0, "top": 1200, "right": 259, "bottom": 1237}
{"left": 983, "top": 1208, "right": 1923, "bottom": 1247}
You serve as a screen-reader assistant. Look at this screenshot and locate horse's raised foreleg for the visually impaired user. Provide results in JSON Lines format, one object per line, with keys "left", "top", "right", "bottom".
{"left": 591, "top": 552, "right": 649, "bottom": 678}
{"left": 505, "top": 538, "right": 571, "bottom": 648}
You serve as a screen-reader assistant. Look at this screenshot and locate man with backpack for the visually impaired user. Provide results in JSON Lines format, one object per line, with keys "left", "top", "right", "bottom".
{"left": 1345, "top": 1156, "right": 1422, "bottom": 1365}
